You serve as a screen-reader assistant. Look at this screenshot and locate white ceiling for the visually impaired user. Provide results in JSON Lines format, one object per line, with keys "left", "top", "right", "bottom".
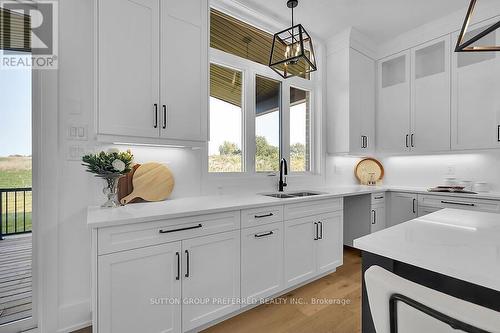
{"left": 239, "top": 0, "right": 474, "bottom": 43}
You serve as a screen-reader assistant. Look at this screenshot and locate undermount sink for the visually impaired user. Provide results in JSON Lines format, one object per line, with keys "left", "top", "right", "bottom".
{"left": 263, "top": 191, "right": 324, "bottom": 199}
{"left": 264, "top": 193, "right": 296, "bottom": 199}
{"left": 289, "top": 192, "right": 321, "bottom": 197}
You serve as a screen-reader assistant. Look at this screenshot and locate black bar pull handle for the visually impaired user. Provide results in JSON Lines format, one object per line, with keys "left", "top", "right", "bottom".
{"left": 162, "top": 105, "right": 167, "bottom": 129}
{"left": 185, "top": 250, "right": 190, "bottom": 278}
{"left": 374, "top": 196, "right": 384, "bottom": 200}
{"left": 254, "top": 213, "right": 274, "bottom": 219}
{"left": 313, "top": 222, "right": 319, "bottom": 240}
{"left": 411, "top": 134, "right": 415, "bottom": 147}
{"left": 318, "top": 221, "right": 323, "bottom": 239}
{"left": 254, "top": 231, "right": 274, "bottom": 238}
{"left": 412, "top": 198, "right": 416, "bottom": 214}
{"left": 371, "top": 210, "right": 376, "bottom": 224}
{"left": 497, "top": 125, "right": 500, "bottom": 142}
{"left": 175, "top": 252, "right": 180, "bottom": 281}
{"left": 159, "top": 224, "right": 203, "bottom": 234}
{"left": 441, "top": 200, "right": 475, "bottom": 207}
{"left": 153, "top": 104, "right": 158, "bottom": 128}
{"left": 405, "top": 134, "right": 409, "bottom": 148}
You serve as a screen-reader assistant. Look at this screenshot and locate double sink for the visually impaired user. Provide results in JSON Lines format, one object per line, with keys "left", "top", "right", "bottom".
{"left": 263, "top": 191, "right": 324, "bottom": 199}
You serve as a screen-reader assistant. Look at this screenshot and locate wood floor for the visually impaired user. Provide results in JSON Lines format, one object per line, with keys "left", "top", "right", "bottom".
{"left": 0, "top": 234, "right": 32, "bottom": 326}
{"left": 202, "top": 247, "right": 362, "bottom": 333}
{"left": 74, "top": 247, "right": 362, "bottom": 333}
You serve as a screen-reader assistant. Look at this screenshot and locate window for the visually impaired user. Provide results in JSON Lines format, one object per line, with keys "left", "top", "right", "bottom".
{"left": 255, "top": 76, "right": 281, "bottom": 172}
{"left": 290, "top": 87, "right": 311, "bottom": 172}
{"left": 209, "top": 64, "right": 243, "bottom": 172}
{"left": 209, "top": 8, "right": 318, "bottom": 175}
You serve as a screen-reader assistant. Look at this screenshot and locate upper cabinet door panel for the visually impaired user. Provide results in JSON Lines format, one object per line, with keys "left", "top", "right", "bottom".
{"left": 164, "top": 0, "right": 202, "bottom": 26}
{"left": 98, "top": 0, "right": 160, "bottom": 138}
{"left": 377, "top": 50, "right": 411, "bottom": 153}
{"left": 160, "top": 0, "right": 208, "bottom": 141}
{"left": 349, "top": 48, "right": 375, "bottom": 154}
{"left": 411, "top": 36, "right": 451, "bottom": 152}
{"left": 451, "top": 17, "right": 500, "bottom": 150}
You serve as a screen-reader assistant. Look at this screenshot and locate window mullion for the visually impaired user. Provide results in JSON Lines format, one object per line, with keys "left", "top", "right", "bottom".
{"left": 245, "top": 69, "right": 256, "bottom": 174}
{"left": 281, "top": 81, "right": 291, "bottom": 168}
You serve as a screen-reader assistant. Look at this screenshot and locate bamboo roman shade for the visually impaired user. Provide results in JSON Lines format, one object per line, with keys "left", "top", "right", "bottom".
{"left": 0, "top": 7, "right": 31, "bottom": 52}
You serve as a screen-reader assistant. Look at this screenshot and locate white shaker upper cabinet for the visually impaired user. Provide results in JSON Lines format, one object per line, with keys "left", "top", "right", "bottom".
{"left": 97, "top": 0, "right": 208, "bottom": 143}
{"left": 451, "top": 17, "right": 500, "bottom": 150}
{"left": 98, "top": 0, "right": 160, "bottom": 138}
{"left": 160, "top": 0, "right": 208, "bottom": 141}
{"left": 326, "top": 48, "right": 375, "bottom": 154}
{"left": 411, "top": 36, "right": 451, "bottom": 153}
{"left": 376, "top": 50, "right": 411, "bottom": 153}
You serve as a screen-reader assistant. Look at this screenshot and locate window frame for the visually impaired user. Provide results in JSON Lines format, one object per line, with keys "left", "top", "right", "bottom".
{"left": 207, "top": 8, "right": 320, "bottom": 178}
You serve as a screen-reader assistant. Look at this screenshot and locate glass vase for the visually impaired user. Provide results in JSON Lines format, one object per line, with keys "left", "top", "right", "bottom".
{"left": 99, "top": 174, "right": 122, "bottom": 208}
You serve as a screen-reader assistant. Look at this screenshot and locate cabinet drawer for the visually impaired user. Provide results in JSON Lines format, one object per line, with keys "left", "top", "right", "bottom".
{"left": 241, "top": 205, "right": 283, "bottom": 229}
{"left": 418, "top": 194, "right": 500, "bottom": 213}
{"left": 371, "top": 192, "right": 386, "bottom": 205}
{"left": 284, "top": 198, "right": 342, "bottom": 220}
{"left": 98, "top": 211, "right": 240, "bottom": 255}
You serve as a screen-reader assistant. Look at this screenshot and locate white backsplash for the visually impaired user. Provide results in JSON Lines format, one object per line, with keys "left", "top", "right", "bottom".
{"left": 327, "top": 151, "right": 500, "bottom": 192}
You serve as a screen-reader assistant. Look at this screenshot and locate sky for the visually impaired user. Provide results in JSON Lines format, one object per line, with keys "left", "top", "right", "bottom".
{"left": 0, "top": 65, "right": 32, "bottom": 157}
{"left": 209, "top": 97, "right": 306, "bottom": 156}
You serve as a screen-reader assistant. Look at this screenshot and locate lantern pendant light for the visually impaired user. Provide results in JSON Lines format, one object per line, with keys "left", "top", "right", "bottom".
{"left": 269, "top": 0, "right": 317, "bottom": 78}
{"left": 455, "top": 0, "right": 500, "bottom": 52}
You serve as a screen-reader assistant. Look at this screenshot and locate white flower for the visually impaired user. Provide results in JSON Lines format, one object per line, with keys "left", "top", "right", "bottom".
{"left": 107, "top": 148, "right": 120, "bottom": 154}
{"left": 112, "top": 159, "right": 126, "bottom": 172}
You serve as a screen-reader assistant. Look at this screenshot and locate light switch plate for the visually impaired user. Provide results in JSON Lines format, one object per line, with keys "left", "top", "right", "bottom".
{"left": 67, "top": 124, "right": 88, "bottom": 141}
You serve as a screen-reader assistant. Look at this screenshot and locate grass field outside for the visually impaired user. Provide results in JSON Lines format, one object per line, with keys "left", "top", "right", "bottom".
{"left": 0, "top": 156, "right": 32, "bottom": 235}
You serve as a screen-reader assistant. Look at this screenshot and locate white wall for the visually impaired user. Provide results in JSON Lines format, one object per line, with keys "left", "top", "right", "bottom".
{"left": 327, "top": 152, "right": 500, "bottom": 192}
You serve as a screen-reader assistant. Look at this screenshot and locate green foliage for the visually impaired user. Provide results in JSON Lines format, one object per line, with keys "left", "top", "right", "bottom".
{"left": 209, "top": 155, "right": 242, "bottom": 173}
{"left": 255, "top": 136, "right": 279, "bottom": 172}
{"left": 209, "top": 139, "right": 308, "bottom": 173}
{"left": 219, "top": 141, "right": 241, "bottom": 156}
{"left": 82, "top": 149, "right": 134, "bottom": 176}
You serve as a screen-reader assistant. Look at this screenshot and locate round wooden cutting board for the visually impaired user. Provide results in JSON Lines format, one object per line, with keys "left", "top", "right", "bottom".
{"left": 355, "top": 158, "right": 384, "bottom": 184}
{"left": 120, "top": 162, "right": 174, "bottom": 205}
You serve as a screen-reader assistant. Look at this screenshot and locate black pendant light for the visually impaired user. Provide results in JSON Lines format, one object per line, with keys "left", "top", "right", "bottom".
{"left": 269, "top": 0, "right": 317, "bottom": 78}
{"left": 455, "top": 0, "right": 500, "bottom": 52}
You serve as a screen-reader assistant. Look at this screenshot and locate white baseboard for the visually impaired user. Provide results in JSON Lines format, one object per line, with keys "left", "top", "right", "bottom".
{"left": 57, "top": 299, "right": 91, "bottom": 333}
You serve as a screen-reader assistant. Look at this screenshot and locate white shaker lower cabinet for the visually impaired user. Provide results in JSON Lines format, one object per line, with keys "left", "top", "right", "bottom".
{"left": 92, "top": 199, "right": 344, "bottom": 332}
{"left": 387, "top": 192, "right": 417, "bottom": 227}
{"left": 181, "top": 231, "right": 240, "bottom": 331}
{"left": 284, "top": 212, "right": 343, "bottom": 287}
{"left": 241, "top": 222, "right": 284, "bottom": 302}
{"left": 370, "top": 205, "right": 386, "bottom": 233}
{"left": 284, "top": 216, "right": 317, "bottom": 287}
{"left": 316, "top": 212, "right": 344, "bottom": 273}
{"left": 98, "top": 242, "right": 182, "bottom": 333}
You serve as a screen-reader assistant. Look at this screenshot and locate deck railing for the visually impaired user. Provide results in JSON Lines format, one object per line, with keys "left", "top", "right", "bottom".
{"left": 0, "top": 187, "right": 32, "bottom": 240}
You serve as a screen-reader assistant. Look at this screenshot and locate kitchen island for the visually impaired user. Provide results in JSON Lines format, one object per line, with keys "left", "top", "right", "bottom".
{"left": 354, "top": 208, "right": 500, "bottom": 333}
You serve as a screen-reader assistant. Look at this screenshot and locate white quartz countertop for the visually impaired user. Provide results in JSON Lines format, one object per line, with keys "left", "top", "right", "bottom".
{"left": 87, "top": 185, "right": 382, "bottom": 228}
{"left": 354, "top": 208, "right": 500, "bottom": 292}
{"left": 87, "top": 185, "right": 500, "bottom": 228}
